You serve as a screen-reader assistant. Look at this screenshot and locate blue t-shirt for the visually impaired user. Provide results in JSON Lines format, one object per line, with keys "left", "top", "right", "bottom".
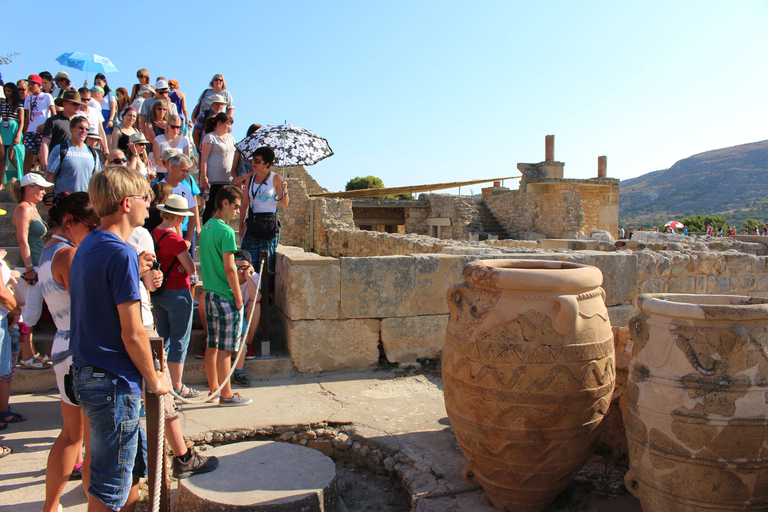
{"left": 70, "top": 230, "right": 143, "bottom": 393}
{"left": 48, "top": 142, "right": 103, "bottom": 195}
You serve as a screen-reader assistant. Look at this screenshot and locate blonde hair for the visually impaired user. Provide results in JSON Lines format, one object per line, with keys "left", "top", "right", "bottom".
{"left": 209, "top": 74, "right": 227, "bottom": 90}
{"left": 160, "top": 210, "right": 184, "bottom": 221}
{"left": 167, "top": 114, "right": 181, "bottom": 125}
{"left": 8, "top": 178, "right": 24, "bottom": 203}
{"left": 89, "top": 165, "right": 147, "bottom": 217}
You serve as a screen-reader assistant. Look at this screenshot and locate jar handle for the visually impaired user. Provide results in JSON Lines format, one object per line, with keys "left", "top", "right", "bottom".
{"left": 553, "top": 295, "right": 580, "bottom": 336}
{"left": 447, "top": 284, "right": 469, "bottom": 317}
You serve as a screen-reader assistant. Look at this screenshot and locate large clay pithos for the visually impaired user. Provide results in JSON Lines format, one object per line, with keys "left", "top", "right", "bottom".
{"left": 443, "top": 259, "right": 615, "bottom": 512}
{"left": 626, "top": 294, "right": 768, "bottom": 512}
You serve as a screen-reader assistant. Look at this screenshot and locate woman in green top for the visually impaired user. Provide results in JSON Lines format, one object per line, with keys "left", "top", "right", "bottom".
{"left": 10, "top": 173, "right": 53, "bottom": 369}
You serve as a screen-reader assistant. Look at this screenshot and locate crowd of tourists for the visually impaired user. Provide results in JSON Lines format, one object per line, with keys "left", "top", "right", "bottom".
{"left": 0, "top": 68, "right": 289, "bottom": 512}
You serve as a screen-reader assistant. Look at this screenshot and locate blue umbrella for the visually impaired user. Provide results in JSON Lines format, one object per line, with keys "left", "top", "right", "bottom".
{"left": 55, "top": 51, "right": 119, "bottom": 84}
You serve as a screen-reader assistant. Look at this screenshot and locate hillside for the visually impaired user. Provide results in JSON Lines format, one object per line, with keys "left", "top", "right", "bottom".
{"left": 619, "top": 140, "right": 768, "bottom": 227}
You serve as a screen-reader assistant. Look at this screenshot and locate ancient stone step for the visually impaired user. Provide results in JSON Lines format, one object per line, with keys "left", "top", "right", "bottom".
{"left": 474, "top": 200, "right": 513, "bottom": 240}
{"left": 10, "top": 345, "right": 294, "bottom": 394}
{"left": 176, "top": 441, "right": 339, "bottom": 512}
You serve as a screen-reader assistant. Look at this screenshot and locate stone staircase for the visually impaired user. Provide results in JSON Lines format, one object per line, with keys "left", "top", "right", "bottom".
{"left": 473, "top": 199, "right": 512, "bottom": 240}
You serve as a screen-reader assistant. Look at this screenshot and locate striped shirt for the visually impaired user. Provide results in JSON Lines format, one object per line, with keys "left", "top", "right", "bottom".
{"left": 0, "top": 99, "right": 22, "bottom": 122}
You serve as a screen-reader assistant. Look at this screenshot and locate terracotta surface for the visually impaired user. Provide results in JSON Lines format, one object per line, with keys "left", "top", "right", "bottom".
{"left": 443, "top": 259, "right": 615, "bottom": 511}
{"left": 626, "top": 294, "right": 768, "bottom": 512}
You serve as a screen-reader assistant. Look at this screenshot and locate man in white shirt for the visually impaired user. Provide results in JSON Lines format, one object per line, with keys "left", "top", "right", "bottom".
{"left": 162, "top": 154, "right": 199, "bottom": 247}
{"left": 76, "top": 87, "right": 109, "bottom": 153}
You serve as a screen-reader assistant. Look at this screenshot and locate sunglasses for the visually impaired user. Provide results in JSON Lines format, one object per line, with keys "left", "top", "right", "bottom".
{"left": 232, "top": 203, "right": 241, "bottom": 210}
{"left": 111, "top": 157, "right": 128, "bottom": 164}
{"left": 157, "top": 90, "right": 169, "bottom": 94}
{"left": 123, "top": 193, "right": 150, "bottom": 204}
{"left": 236, "top": 265, "right": 250, "bottom": 271}
{"left": 213, "top": 78, "right": 223, "bottom": 82}
{"left": 169, "top": 125, "right": 181, "bottom": 130}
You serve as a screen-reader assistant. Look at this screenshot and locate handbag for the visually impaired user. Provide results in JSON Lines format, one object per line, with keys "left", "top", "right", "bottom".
{"left": 245, "top": 172, "right": 281, "bottom": 239}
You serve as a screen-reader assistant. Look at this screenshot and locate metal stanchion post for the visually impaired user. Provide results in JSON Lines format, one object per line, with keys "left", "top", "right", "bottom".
{"left": 146, "top": 337, "right": 169, "bottom": 512}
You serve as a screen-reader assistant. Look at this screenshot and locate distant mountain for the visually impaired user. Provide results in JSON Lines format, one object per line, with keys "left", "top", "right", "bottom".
{"left": 619, "top": 140, "right": 768, "bottom": 227}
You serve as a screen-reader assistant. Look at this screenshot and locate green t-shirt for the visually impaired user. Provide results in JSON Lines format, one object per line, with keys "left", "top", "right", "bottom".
{"left": 199, "top": 218, "right": 238, "bottom": 300}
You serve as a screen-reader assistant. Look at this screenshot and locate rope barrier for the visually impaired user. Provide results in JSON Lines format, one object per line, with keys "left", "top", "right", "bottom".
{"left": 148, "top": 256, "right": 266, "bottom": 511}
{"left": 170, "top": 257, "right": 265, "bottom": 405}
{"left": 151, "top": 393, "right": 165, "bottom": 512}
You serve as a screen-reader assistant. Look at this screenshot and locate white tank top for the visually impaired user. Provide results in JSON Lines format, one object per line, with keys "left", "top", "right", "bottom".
{"left": 38, "top": 236, "right": 74, "bottom": 355}
{"left": 249, "top": 172, "right": 278, "bottom": 213}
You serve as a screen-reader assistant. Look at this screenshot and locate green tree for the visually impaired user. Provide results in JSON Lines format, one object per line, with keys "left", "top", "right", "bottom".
{"left": 346, "top": 176, "right": 384, "bottom": 191}
{"left": 742, "top": 219, "right": 765, "bottom": 233}
{"left": 678, "top": 214, "right": 728, "bottom": 233}
{"left": 0, "top": 52, "right": 20, "bottom": 65}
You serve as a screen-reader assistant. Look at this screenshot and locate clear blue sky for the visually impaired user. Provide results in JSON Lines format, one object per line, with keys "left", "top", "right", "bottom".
{"left": 3, "top": 1, "right": 766, "bottom": 194}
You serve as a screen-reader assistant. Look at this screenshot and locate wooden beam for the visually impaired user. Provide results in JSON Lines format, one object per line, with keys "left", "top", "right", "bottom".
{"left": 309, "top": 176, "right": 521, "bottom": 199}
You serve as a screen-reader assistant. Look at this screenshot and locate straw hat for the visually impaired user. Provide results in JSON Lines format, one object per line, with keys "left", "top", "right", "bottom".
{"left": 156, "top": 194, "right": 192, "bottom": 217}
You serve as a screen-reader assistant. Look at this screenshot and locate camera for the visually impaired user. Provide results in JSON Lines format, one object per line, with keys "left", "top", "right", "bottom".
{"left": 151, "top": 259, "right": 161, "bottom": 271}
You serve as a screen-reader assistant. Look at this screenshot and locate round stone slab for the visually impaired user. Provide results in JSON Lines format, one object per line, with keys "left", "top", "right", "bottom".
{"left": 176, "top": 441, "right": 338, "bottom": 511}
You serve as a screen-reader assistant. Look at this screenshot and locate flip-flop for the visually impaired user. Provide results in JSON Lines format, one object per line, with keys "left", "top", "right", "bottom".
{"left": 0, "top": 422, "right": 7, "bottom": 430}
{"left": 0, "top": 446, "right": 11, "bottom": 459}
{"left": 0, "top": 410, "right": 26, "bottom": 423}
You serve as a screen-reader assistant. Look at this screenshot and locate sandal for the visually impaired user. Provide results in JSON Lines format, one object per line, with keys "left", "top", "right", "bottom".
{"left": 19, "top": 358, "right": 50, "bottom": 370}
{"left": 0, "top": 422, "right": 6, "bottom": 431}
{"left": 174, "top": 386, "right": 202, "bottom": 399}
{"left": 0, "top": 446, "right": 11, "bottom": 459}
{"left": 0, "top": 410, "right": 26, "bottom": 423}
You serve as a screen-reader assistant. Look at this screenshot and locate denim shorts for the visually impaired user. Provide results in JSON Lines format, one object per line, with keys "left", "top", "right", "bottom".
{"left": 74, "top": 365, "right": 147, "bottom": 510}
{"left": 151, "top": 288, "right": 193, "bottom": 364}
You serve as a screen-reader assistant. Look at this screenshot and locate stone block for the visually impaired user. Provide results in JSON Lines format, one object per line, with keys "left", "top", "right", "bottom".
{"left": 738, "top": 275, "right": 758, "bottom": 291}
{"left": 696, "top": 275, "right": 707, "bottom": 294}
{"left": 276, "top": 250, "right": 341, "bottom": 320}
{"left": 381, "top": 315, "right": 448, "bottom": 363}
{"left": 340, "top": 256, "right": 415, "bottom": 318}
{"left": 656, "top": 257, "right": 672, "bottom": 276}
{"left": 282, "top": 316, "right": 380, "bottom": 373}
{"left": 716, "top": 277, "right": 730, "bottom": 293}
{"left": 668, "top": 276, "right": 696, "bottom": 293}
{"left": 607, "top": 304, "right": 638, "bottom": 327}
{"left": 635, "top": 251, "right": 657, "bottom": 275}
{"left": 412, "top": 254, "right": 476, "bottom": 316}
{"left": 558, "top": 251, "right": 638, "bottom": 306}
{"left": 640, "top": 278, "right": 666, "bottom": 294}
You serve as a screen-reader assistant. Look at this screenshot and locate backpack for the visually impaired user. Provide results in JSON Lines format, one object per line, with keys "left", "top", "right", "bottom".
{"left": 150, "top": 230, "right": 179, "bottom": 296}
{"left": 59, "top": 142, "right": 100, "bottom": 168}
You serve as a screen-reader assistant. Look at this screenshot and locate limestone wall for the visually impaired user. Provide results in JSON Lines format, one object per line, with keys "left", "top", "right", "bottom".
{"left": 423, "top": 194, "right": 480, "bottom": 240}
{"left": 485, "top": 187, "right": 583, "bottom": 239}
{"left": 283, "top": 165, "right": 328, "bottom": 195}
{"left": 275, "top": 248, "right": 768, "bottom": 373}
{"left": 484, "top": 180, "right": 618, "bottom": 239}
{"left": 278, "top": 179, "right": 310, "bottom": 249}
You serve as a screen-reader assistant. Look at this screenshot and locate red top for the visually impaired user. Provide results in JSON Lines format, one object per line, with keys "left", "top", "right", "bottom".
{"left": 152, "top": 228, "right": 190, "bottom": 290}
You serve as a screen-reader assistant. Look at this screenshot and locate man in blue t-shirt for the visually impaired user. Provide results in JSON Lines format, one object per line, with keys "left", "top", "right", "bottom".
{"left": 71, "top": 166, "right": 170, "bottom": 512}
{"left": 45, "top": 116, "right": 103, "bottom": 195}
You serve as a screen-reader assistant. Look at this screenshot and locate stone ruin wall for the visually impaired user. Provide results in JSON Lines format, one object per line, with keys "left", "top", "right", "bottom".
{"left": 276, "top": 247, "right": 768, "bottom": 373}
{"left": 423, "top": 194, "right": 480, "bottom": 239}
{"left": 483, "top": 181, "right": 617, "bottom": 240}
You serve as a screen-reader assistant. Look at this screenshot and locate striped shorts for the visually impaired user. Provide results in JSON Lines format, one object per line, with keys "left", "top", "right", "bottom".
{"left": 204, "top": 292, "right": 242, "bottom": 352}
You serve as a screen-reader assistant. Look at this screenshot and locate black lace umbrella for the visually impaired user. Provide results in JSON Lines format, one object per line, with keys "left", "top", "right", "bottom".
{"left": 236, "top": 124, "right": 333, "bottom": 168}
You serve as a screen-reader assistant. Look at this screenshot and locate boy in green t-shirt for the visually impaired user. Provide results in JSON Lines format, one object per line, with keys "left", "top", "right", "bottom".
{"left": 199, "top": 185, "right": 252, "bottom": 407}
